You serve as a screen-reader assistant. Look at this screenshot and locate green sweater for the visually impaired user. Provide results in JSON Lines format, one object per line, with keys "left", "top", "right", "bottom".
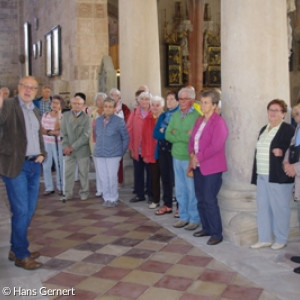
{"left": 165, "top": 109, "right": 199, "bottom": 160}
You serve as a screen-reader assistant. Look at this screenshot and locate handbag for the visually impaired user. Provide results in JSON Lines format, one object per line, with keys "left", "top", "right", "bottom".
{"left": 288, "top": 144, "right": 300, "bottom": 164}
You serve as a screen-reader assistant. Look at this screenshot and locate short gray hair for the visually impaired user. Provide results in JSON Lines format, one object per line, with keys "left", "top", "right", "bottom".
{"left": 200, "top": 89, "right": 220, "bottom": 106}
{"left": 151, "top": 95, "right": 165, "bottom": 107}
{"left": 94, "top": 92, "right": 107, "bottom": 104}
{"left": 178, "top": 87, "right": 195, "bottom": 100}
{"left": 103, "top": 97, "right": 116, "bottom": 107}
{"left": 138, "top": 91, "right": 152, "bottom": 102}
{"left": 109, "top": 88, "right": 121, "bottom": 98}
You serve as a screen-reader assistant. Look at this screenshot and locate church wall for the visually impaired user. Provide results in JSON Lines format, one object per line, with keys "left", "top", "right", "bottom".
{"left": 0, "top": 0, "right": 20, "bottom": 95}
{"left": 18, "top": 0, "right": 109, "bottom": 105}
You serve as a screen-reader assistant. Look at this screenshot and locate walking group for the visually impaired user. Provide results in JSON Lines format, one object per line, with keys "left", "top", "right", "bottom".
{"left": 0, "top": 76, "right": 300, "bottom": 275}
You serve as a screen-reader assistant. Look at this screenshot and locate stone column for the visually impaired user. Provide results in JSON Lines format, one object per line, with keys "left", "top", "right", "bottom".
{"left": 119, "top": 0, "right": 161, "bottom": 107}
{"left": 220, "top": 0, "right": 298, "bottom": 245}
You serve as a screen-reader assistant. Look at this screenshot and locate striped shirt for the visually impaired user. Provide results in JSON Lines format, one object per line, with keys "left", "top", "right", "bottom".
{"left": 256, "top": 123, "right": 281, "bottom": 175}
{"left": 41, "top": 112, "right": 61, "bottom": 144}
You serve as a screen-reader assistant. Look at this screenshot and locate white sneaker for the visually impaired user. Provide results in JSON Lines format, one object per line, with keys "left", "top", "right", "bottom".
{"left": 149, "top": 202, "right": 159, "bottom": 209}
{"left": 250, "top": 242, "right": 272, "bottom": 249}
{"left": 271, "top": 243, "right": 286, "bottom": 250}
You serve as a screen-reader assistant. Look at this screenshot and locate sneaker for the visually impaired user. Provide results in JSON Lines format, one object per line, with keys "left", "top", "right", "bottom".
{"left": 149, "top": 202, "right": 159, "bottom": 209}
{"left": 173, "top": 220, "right": 189, "bottom": 228}
{"left": 184, "top": 223, "right": 199, "bottom": 231}
{"left": 250, "top": 242, "right": 272, "bottom": 249}
{"left": 103, "top": 201, "right": 118, "bottom": 208}
{"left": 271, "top": 243, "right": 286, "bottom": 250}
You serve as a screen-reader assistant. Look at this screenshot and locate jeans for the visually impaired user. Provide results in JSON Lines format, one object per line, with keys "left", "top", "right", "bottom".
{"left": 2, "top": 160, "right": 41, "bottom": 259}
{"left": 194, "top": 168, "right": 223, "bottom": 239}
{"left": 256, "top": 175, "right": 293, "bottom": 244}
{"left": 173, "top": 158, "right": 200, "bottom": 224}
{"left": 42, "top": 142, "right": 64, "bottom": 192}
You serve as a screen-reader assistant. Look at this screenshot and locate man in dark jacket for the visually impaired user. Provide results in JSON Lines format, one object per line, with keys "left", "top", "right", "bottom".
{"left": 0, "top": 76, "right": 46, "bottom": 270}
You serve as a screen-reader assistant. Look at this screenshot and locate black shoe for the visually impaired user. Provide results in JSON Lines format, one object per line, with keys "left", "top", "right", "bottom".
{"left": 130, "top": 196, "right": 145, "bottom": 203}
{"left": 291, "top": 256, "right": 300, "bottom": 264}
{"left": 43, "top": 190, "right": 55, "bottom": 196}
{"left": 207, "top": 237, "right": 223, "bottom": 245}
{"left": 193, "top": 230, "right": 209, "bottom": 237}
{"left": 294, "top": 266, "right": 300, "bottom": 274}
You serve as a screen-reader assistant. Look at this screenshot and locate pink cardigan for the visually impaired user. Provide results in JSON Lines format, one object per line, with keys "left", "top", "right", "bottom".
{"left": 188, "top": 112, "right": 228, "bottom": 175}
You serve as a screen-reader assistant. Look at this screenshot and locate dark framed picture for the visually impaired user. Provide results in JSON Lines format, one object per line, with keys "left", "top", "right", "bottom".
{"left": 206, "top": 65, "right": 221, "bottom": 87}
{"left": 24, "top": 22, "right": 32, "bottom": 76}
{"left": 166, "top": 44, "right": 182, "bottom": 86}
{"left": 52, "top": 25, "right": 61, "bottom": 76}
{"left": 45, "top": 30, "right": 52, "bottom": 77}
{"left": 208, "top": 46, "right": 221, "bottom": 65}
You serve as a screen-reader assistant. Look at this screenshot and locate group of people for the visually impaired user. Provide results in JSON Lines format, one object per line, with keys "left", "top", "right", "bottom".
{"left": 1, "top": 75, "right": 300, "bottom": 275}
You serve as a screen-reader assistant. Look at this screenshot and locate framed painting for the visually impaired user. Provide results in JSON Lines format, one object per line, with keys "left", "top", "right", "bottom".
{"left": 208, "top": 46, "right": 221, "bottom": 65}
{"left": 166, "top": 44, "right": 182, "bottom": 86}
{"left": 45, "top": 30, "right": 52, "bottom": 76}
{"left": 24, "top": 22, "right": 32, "bottom": 76}
{"left": 206, "top": 65, "right": 221, "bottom": 87}
{"left": 52, "top": 25, "right": 61, "bottom": 76}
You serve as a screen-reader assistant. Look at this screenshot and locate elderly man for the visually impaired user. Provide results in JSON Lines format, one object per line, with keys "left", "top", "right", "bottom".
{"left": 166, "top": 86, "right": 200, "bottom": 230}
{"left": 1, "top": 87, "right": 10, "bottom": 99}
{"left": 61, "top": 95, "right": 91, "bottom": 201}
{"left": 0, "top": 76, "right": 46, "bottom": 270}
{"left": 33, "top": 85, "right": 52, "bottom": 115}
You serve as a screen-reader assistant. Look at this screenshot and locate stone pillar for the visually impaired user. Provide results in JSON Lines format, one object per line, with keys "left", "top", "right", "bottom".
{"left": 220, "top": 0, "right": 298, "bottom": 245}
{"left": 119, "top": 0, "right": 161, "bottom": 107}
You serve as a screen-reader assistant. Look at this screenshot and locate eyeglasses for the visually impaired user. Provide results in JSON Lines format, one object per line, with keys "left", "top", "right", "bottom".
{"left": 19, "top": 83, "right": 38, "bottom": 91}
{"left": 179, "top": 98, "right": 192, "bottom": 101}
{"left": 72, "top": 102, "right": 84, "bottom": 105}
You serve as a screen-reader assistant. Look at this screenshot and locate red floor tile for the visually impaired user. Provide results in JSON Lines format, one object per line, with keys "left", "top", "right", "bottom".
{"left": 155, "top": 275, "right": 193, "bottom": 291}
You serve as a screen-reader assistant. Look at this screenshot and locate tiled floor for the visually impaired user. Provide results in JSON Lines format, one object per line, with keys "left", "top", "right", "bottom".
{"left": 0, "top": 178, "right": 300, "bottom": 300}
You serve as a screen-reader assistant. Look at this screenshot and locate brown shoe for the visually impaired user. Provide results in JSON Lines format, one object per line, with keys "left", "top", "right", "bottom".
{"left": 9, "top": 250, "right": 40, "bottom": 262}
{"left": 207, "top": 237, "right": 223, "bottom": 245}
{"left": 193, "top": 230, "right": 210, "bottom": 237}
{"left": 15, "top": 256, "right": 42, "bottom": 270}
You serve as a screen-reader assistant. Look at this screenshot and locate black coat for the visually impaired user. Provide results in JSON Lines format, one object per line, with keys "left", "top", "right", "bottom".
{"left": 251, "top": 122, "right": 295, "bottom": 185}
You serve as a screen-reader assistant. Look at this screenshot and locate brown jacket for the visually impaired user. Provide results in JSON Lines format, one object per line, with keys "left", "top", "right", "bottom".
{"left": 0, "top": 97, "right": 46, "bottom": 178}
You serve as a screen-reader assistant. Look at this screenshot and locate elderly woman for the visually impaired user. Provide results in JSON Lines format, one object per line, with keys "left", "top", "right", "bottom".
{"left": 127, "top": 91, "right": 153, "bottom": 203}
{"left": 90, "top": 92, "right": 106, "bottom": 197}
{"left": 41, "top": 95, "right": 65, "bottom": 195}
{"left": 154, "top": 91, "right": 179, "bottom": 215}
{"left": 251, "top": 99, "right": 294, "bottom": 250}
{"left": 109, "top": 88, "right": 131, "bottom": 185}
{"left": 142, "top": 95, "right": 164, "bottom": 209}
{"left": 283, "top": 104, "right": 300, "bottom": 273}
{"left": 94, "top": 97, "right": 129, "bottom": 207}
{"left": 189, "top": 90, "right": 228, "bottom": 245}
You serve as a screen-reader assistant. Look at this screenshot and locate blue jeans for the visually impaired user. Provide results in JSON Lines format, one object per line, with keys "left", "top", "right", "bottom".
{"left": 194, "top": 168, "right": 223, "bottom": 239}
{"left": 173, "top": 158, "right": 200, "bottom": 224}
{"left": 43, "top": 142, "right": 64, "bottom": 192}
{"left": 2, "top": 160, "right": 41, "bottom": 259}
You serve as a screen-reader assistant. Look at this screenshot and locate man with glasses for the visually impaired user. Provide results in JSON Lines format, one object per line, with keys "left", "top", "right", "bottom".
{"left": 61, "top": 95, "right": 91, "bottom": 201}
{"left": 166, "top": 86, "right": 201, "bottom": 231}
{"left": 0, "top": 76, "right": 46, "bottom": 270}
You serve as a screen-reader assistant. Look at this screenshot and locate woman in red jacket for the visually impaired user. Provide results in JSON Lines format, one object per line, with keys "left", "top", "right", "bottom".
{"left": 142, "top": 95, "right": 165, "bottom": 209}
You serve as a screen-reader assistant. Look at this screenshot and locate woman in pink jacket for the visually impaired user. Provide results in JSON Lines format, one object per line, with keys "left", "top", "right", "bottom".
{"left": 188, "top": 89, "right": 228, "bottom": 245}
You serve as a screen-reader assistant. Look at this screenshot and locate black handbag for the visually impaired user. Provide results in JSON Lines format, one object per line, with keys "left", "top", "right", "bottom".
{"left": 289, "top": 144, "right": 300, "bottom": 164}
